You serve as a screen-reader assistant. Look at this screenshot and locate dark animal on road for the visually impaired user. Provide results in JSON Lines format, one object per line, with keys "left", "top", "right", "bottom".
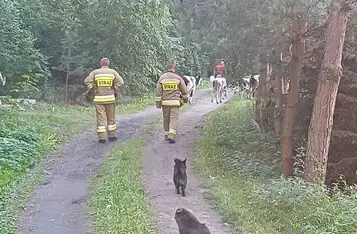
{"left": 173, "top": 158, "right": 188, "bottom": 197}
{"left": 174, "top": 208, "right": 211, "bottom": 234}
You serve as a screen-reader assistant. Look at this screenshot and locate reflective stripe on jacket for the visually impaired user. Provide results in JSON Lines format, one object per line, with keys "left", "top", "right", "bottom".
{"left": 84, "top": 66, "right": 124, "bottom": 104}
{"left": 156, "top": 70, "right": 188, "bottom": 107}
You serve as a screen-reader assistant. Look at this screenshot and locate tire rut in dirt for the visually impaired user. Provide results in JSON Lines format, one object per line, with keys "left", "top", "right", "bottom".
{"left": 16, "top": 106, "right": 159, "bottom": 234}
{"left": 142, "top": 89, "right": 235, "bottom": 234}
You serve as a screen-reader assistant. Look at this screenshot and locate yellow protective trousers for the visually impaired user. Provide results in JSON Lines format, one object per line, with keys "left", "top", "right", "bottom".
{"left": 162, "top": 106, "right": 180, "bottom": 140}
{"left": 95, "top": 103, "right": 116, "bottom": 140}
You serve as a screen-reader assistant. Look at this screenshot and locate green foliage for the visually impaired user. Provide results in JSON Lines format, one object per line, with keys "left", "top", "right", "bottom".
{"left": 0, "top": 169, "right": 15, "bottom": 195}
{"left": 171, "top": 38, "right": 202, "bottom": 76}
{"left": 9, "top": 74, "right": 41, "bottom": 98}
{"left": 90, "top": 139, "right": 156, "bottom": 234}
{"left": 75, "top": 0, "right": 173, "bottom": 95}
{"left": 194, "top": 96, "right": 357, "bottom": 234}
{"left": 0, "top": 110, "right": 57, "bottom": 196}
{"left": 0, "top": 0, "right": 50, "bottom": 94}
{"left": 200, "top": 98, "right": 281, "bottom": 178}
{"left": 169, "top": 0, "right": 333, "bottom": 84}
{"left": 1, "top": 0, "right": 190, "bottom": 99}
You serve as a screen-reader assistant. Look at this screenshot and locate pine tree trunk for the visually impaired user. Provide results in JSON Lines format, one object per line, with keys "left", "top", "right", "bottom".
{"left": 304, "top": 0, "right": 350, "bottom": 183}
{"left": 281, "top": 14, "right": 307, "bottom": 177}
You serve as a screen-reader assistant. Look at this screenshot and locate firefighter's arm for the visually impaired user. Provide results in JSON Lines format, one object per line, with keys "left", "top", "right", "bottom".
{"left": 113, "top": 71, "right": 124, "bottom": 90}
{"left": 179, "top": 77, "right": 189, "bottom": 103}
{"left": 84, "top": 71, "right": 95, "bottom": 90}
{"left": 155, "top": 79, "right": 163, "bottom": 108}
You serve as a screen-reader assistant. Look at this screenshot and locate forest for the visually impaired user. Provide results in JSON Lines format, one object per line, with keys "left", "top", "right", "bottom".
{"left": 1, "top": 0, "right": 357, "bottom": 233}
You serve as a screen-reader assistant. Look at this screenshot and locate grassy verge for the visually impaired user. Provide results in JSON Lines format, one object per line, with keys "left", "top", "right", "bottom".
{"left": 89, "top": 127, "right": 157, "bottom": 233}
{"left": 0, "top": 106, "right": 93, "bottom": 234}
{"left": 194, "top": 96, "right": 357, "bottom": 234}
{"left": 116, "top": 93, "right": 155, "bottom": 115}
{"left": 197, "top": 80, "right": 212, "bottom": 90}
{"left": 0, "top": 94, "right": 154, "bottom": 234}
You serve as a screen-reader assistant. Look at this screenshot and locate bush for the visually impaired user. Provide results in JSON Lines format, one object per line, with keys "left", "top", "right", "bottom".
{"left": 0, "top": 110, "right": 58, "bottom": 196}
{"left": 195, "top": 96, "right": 357, "bottom": 234}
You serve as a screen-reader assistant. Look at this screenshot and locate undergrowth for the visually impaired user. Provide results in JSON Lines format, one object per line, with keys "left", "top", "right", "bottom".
{"left": 89, "top": 139, "right": 156, "bottom": 234}
{"left": 0, "top": 108, "right": 90, "bottom": 196}
{"left": 0, "top": 107, "right": 91, "bottom": 234}
{"left": 194, "top": 96, "right": 357, "bottom": 234}
{"left": 0, "top": 93, "right": 154, "bottom": 234}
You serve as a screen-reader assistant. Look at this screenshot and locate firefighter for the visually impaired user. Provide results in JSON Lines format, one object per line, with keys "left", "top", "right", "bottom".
{"left": 84, "top": 57, "right": 124, "bottom": 143}
{"left": 156, "top": 60, "right": 189, "bottom": 144}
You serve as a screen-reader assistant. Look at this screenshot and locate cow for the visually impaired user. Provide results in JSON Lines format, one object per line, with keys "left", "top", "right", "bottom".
{"left": 0, "top": 72, "right": 6, "bottom": 87}
{"left": 235, "top": 74, "right": 259, "bottom": 99}
{"left": 182, "top": 75, "right": 197, "bottom": 105}
{"left": 210, "top": 75, "right": 228, "bottom": 100}
{"left": 210, "top": 77, "right": 226, "bottom": 104}
{"left": 195, "top": 76, "right": 203, "bottom": 86}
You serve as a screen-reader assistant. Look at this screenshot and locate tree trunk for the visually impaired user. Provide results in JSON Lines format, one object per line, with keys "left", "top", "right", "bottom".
{"left": 65, "top": 45, "right": 71, "bottom": 104}
{"left": 304, "top": 0, "right": 351, "bottom": 183}
{"left": 271, "top": 49, "right": 283, "bottom": 135}
{"left": 281, "top": 14, "right": 307, "bottom": 177}
{"left": 274, "top": 75, "right": 284, "bottom": 135}
{"left": 255, "top": 60, "right": 264, "bottom": 121}
{"left": 256, "top": 60, "right": 269, "bottom": 131}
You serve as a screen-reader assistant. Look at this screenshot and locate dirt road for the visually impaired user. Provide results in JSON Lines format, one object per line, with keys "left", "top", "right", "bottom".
{"left": 16, "top": 107, "right": 159, "bottom": 234}
{"left": 16, "top": 88, "right": 235, "bottom": 234}
{"left": 143, "top": 89, "right": 235, "bottom": 233}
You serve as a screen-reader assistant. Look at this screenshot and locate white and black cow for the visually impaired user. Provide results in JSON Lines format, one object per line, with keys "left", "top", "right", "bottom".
{"left": 182, "top": 75, "right": 198, "bottom": 105}
{"left": 210, "top": 77, "right": 227, "bottom": 104}
{"left": 196, "top": 76, "right": 203, "bottom": 86}
{"left": 0, "top": 72, "right": 6, "bottom": 87}
{"left": 235, "top": 74, "right": 259, "bottom": 99}
{"left": 210, "top": 75, "right": 228, "bottom": 100}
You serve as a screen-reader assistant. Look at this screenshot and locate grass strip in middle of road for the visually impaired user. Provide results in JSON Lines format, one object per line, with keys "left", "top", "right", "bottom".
{"left": 89, "top": 122, "right": 158, "bottom": 234}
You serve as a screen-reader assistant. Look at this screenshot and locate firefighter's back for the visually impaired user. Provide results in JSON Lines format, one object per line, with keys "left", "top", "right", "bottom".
{"left": 159, "top": 72, "right": 185, "bottom": 107}
{"left": 91, "top": 67, "right": 119, "bottom": 104}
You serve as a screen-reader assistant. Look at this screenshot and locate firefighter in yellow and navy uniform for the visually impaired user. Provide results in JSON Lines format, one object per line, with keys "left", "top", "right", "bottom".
{"left": 84, "top": 58, "right": 124, "bottom": 143}
{"left": 156, "top": 60, "right": 189, "bottom": 143}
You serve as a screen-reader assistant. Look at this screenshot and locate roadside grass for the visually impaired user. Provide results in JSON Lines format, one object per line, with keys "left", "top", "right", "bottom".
{"left": 116, "top": 93, "right": 155, "bottom": 115}
{"left": 0, "top": 93, "right": 154, "bottom": 234}
{"left": 89, "top": 135, "right": 157, "bottom": 233}
{"left": 197, "top": 80, "right": 212, "bottom": 90}
{"left": 194, "top": 96, "right": 357, "bottom": 234}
